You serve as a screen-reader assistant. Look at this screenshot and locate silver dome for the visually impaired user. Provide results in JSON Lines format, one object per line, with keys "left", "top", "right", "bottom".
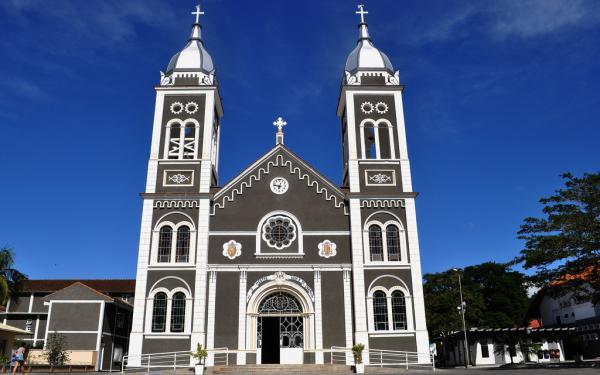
{"left": 166, "top": 23, "right": 214, "bottom": 74}
{"left": 345, "top": 23, "right": 394, "bottom": 74}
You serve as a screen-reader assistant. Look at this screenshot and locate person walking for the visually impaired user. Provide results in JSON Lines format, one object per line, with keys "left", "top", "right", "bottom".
{"left": 12, "top": 344, "right": 26, "bottom": 375}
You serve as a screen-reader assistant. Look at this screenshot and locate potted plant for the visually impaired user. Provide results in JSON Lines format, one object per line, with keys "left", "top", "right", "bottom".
{"left": 352, "top": 343, "right": 365, "bottom": 374}
{"left": 191, "top": 343, "right": 208, "bottom": 375}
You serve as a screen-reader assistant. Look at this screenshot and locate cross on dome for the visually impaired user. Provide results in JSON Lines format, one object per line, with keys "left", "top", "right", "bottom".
{"left": 192, "top": 4, "right": 204, "bottom": 24}
{"left": 273, "top": 117, "right": 287, "bottom": 133}
{"left": 356, "top": 4, "right": 368, "bottom": 23}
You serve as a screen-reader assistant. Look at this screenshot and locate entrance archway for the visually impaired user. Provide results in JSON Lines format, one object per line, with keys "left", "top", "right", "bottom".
{"left": 246, "top": 277, "right": 315, "bottom": 365}
{"left": 258, "top": 292, "right": 303, "bottom": 364}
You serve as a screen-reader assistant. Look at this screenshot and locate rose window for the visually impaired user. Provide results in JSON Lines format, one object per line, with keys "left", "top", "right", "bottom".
{"left": 262, "top": 215, "right": 297, "bottom": 250}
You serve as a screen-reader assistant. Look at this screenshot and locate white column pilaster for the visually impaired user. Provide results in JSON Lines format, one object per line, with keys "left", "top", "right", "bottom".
{"left": 343, "top": 270, "right": 354, "bottom": 365}
{"left": 314, "top": 270, "right": 324, "bottom": 364}
{"left": 191, "top": 199, "right": 211, "bottom": 353}
{"left": 128, "top": 198, "right": 154, "bottom": 365}
{"left": 237, "top": 271, "right": 247, "bottom": 365}
{"left": 349, "top": 199, "right": 369, "bottom": 363}
{"left": 205, "top": 270, "right": 217, "bottom": 366}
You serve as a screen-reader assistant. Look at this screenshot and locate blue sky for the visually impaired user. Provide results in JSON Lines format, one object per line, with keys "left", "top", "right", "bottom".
{"left": 0, "top": 0, "right": 599, "bottom": 280}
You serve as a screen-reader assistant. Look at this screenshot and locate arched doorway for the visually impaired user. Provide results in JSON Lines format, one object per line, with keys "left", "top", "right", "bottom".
{"left": 246, "top": 273, "right": 315, "bottom": 364}
{"left": 257, "top": 292, "right": 304, "bottom": 364}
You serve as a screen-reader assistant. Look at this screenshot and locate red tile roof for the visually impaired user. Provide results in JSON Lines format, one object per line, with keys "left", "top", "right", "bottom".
{"left": 23, "top": 279, "right": 135, "bottom": 293}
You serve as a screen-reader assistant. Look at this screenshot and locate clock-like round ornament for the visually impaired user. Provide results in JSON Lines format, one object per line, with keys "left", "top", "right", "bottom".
{"left": 270, "top": 177, "right": 289, "bottom": 194}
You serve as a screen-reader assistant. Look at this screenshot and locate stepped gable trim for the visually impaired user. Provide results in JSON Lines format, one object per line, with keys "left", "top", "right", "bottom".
{"left": 212, "top": 146, "right": 347, "bottom": 215}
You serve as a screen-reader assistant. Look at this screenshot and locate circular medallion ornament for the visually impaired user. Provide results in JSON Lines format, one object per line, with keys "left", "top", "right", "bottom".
{"left": 318, "top": 240, "right": 337, "bottom": 258}
{"left": 185, "top": 101, "right": 199, "bottom": 114}
{"left": 270, "top": 177, "right": 289, "bottom": 195}
{"left": 170, "top": 102, "right": 184, "bottom": 114}
{"left": 360, "top": 101, "right": 374, "bottom": 114}
{"left": 375, "top": 102, "right": 389, "bottom": 114}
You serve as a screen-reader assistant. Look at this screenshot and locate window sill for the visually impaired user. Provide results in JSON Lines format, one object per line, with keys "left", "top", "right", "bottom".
{"left": 368, "top": 330, "right": 415, "bottom": 337}
{"left": 364, "top": 262, "right": 411, "bottom": 268}
{"left": 149, "top": 263, "right": 195, "bottom": 268}
{"left": 144, "top": 333, "right": 191, "bottom": 339}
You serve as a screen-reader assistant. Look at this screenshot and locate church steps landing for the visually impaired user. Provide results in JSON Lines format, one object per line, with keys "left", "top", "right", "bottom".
{"left": 212, "top": 364, "right": 351, "bottom": 374}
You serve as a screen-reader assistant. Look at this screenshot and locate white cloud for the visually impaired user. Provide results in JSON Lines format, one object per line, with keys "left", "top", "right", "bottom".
{"left": 489, "top": 0, "right": 600, "bottom": 38}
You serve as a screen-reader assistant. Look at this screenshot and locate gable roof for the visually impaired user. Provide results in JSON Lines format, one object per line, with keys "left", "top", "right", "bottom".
{"left": 42, "top": 282, "right": 115, "bottom": 302}
{"left": 23, "top": 279, "right": 135, "bottom": 294}
{"left": 212, "top": 145, "right": 347, "bottom": 215}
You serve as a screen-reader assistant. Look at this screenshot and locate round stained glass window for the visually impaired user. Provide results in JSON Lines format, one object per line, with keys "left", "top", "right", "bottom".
{"left": 261, "top": 215, "right": 297, "bottom": 250}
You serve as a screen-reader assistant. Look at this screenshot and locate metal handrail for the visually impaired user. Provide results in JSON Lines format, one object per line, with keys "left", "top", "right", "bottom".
{"left": 121, "top": 347, "right": 229, "bottom": 373}
{"left": 330, "top": 346, "right": 435, "bottom": 371}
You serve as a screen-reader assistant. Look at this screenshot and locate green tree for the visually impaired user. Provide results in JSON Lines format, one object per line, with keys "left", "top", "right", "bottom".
{"left": 0, "top": 247, "right": 28, "bottom": 304}
{"left": 43, "top": 334, "right": 69, "bottom": 367}
{"left": 424, "top": 262, "right": 529, "bottom": 339}
{"left": 514, "top": 172, "right": 600, "bottom": 304}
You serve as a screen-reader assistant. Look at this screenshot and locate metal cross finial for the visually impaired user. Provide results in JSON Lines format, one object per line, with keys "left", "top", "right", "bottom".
{"left": 192, "top": 4, "right": 204, "bottom": 24}
{"left": 356, "top": 4, "right": 368, "bottom": 23}
{"left": 273, "top": 117, "right": 287, "bottom": 133}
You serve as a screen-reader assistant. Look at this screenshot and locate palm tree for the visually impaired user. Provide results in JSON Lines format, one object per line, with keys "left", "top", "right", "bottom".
{"left": 0, "top": 247, "right": 27, "bottom": 304}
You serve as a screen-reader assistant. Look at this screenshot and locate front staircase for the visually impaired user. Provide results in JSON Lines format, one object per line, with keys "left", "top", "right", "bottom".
{"left": 211, "top": 364, "right": 351, "bottom": 374}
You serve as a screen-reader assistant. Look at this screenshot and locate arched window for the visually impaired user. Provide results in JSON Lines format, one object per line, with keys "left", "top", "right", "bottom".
{"left": 182, "top": 123, "right": 196, "bottom": 159}
{"left": 170, "top": 292, "right": 186, "bottom": 333}
{"left": 373, "top": 291, "right": 388, "bottom": 331}
{"left": 364, "top": 125, "right": 376, "bottom": 159}
{"left": 176, "top": 226, "right": 190, "bottom": 263}
{"left": 386, "top": 225, "right": 401, "bottom": 262}
{"left": 151, "top": 292, "right": 167, "bottom": 332}
{"left": 157, "top": 227, "right": 172, "bottom": 263}
{"left": 167, "top": 124, "right": 181, "bottom": 159}
{"left": 391, "top": 290, "right": 407, "bottom": 330}
{"left": 369, "top": 225, "right": 384, "bottom": 261}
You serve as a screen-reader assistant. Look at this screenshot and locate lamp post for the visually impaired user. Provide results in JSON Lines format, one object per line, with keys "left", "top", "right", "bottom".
{"left": 453, "top": 268, "right": 470, "bottom": 368}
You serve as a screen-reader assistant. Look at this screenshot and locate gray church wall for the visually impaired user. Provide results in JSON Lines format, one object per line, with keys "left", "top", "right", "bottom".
{"left": 151, "top": 209, "right": 198, "bottom": 228}
{"left": 369, "top": 336, "right": 417, "bottom": 353}
{"left": 48, "top": 303, "right": 101, "bottom": 332}
{"left": 142, "top": 338, "right": 190, "bottom": 354}
{"left": 37, "top": 317, "right": 48, "bottom": 341}
{"left": 145, "top": 271, "right": 195, "bottom": 295}
{"left": 320, "top": 271, "right": 347, "bottom": 348}
{"left": 158, "top": 95, "right": 206, "bottom": 160}
{"left": 352, "top": 94, "right": 399, "bottom": 160}
{"left": 211, "top": 153, "right": 349, "bottom": 233}
{"left": 156, "top": 162, "right": 201, "bottom": 193}
{"left": 361, "top": 207, "right": 411, "bottom": 263}
{"left": 358, "top": 164, "right": 404, "bottom": 193}
{"left": 213, "top": 272, "right": 239, "bottom": 349}
{"left": 207, "top": 235, "right": 351, "bottom": 264}
{"left": 364, "top": 270, "right": 413, "bottom": 293}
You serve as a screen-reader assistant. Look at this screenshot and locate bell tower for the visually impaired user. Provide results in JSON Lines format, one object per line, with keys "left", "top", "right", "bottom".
{"left": 129, "top": 4, "right": 223, "bottom": 362}
{"left": 337, "top": 5, "right": 430, "bottom": 360}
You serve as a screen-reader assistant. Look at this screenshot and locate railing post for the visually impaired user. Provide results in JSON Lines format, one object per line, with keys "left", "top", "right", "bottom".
{"left": 174, "top": 352, "right": 177, "bottom": 372}
{"left": 405, "top": 352, "right": 408, "bottom": 370}
{"left": 380, "top": 351, "right": 383, "bottom": 368}
{"left": 147, "top": 354, "right": 150, "bottom": 374}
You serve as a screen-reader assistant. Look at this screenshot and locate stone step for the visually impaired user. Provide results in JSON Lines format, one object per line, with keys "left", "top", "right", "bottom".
{"left": 212, "top": 364, "right": 352, "bottom": 374}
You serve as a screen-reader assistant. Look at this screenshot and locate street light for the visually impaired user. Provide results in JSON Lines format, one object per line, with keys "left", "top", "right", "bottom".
{"left": 452, "top": 268, "right": 470, "bottom": 368}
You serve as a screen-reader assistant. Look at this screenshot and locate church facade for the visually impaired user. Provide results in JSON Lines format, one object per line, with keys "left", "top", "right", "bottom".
{"left": 128, "top": 5, "right": 429, "bottom": 366}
